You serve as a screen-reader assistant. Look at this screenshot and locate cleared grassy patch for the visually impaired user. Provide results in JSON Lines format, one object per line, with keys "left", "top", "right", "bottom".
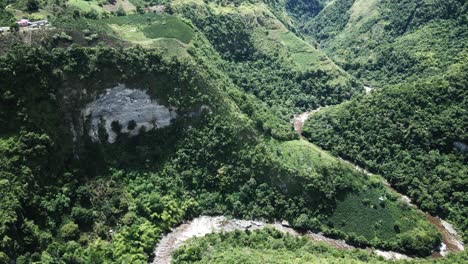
{"left": 101, "top": 14, "right": 194, "bottom": 44}
{"left": 271, "top": 139, "right": 338, "bottom": 171}
{"left": 103, "top": 0, "right": 136, "bottom": 13}
{"left": 108, "top": 24, "right": 149, "bottom": 41}
{"left": 142, "top": 17, "right": 193, "bottom": 44}
{"left": 348, "top": 0, "right": 379, "bottom": 24}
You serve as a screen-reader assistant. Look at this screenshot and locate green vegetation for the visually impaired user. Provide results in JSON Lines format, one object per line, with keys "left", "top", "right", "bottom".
{"left": 327, "top": 188, "right": 438, "bottom": 253}
{"left": 173, "top": 229, "right": 467, "bottom": 264}
{"left": 300, "top": 0, "right": 468, "bottom": 241}
{"left": 0, "top": 35, "right": 437, "bottom": 264}
{"left": 173, "top": 228, "right": 389, "bottom": 264}
{"left": 0, "top": 0, "right": 465, "bottom": 263}
{"left": 296, "top": 0, "right": 467, "bottom": 86}
{"left": 81, "top": 13, "right": 195, "bottom": 45}
{"left": 0, "top": 0, "right": 14, "bottom": 24}
{"left": 173, "top": 0, "right": 361, "bottom": 120}
{"left": 304, "top": 63, "right": 468, "bottom": 240}
{"left": 68, "top": 0, "right": 107, "bottom": 14}
{"left": 267, "top": 139, "right": 440, "bottom": 254}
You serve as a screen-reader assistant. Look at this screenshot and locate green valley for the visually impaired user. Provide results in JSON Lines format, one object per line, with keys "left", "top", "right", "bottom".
{"left": 0, "top": 0, "right": 466, "bottom": 263}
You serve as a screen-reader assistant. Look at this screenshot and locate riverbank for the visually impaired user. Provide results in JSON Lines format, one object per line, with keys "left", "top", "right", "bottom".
{"left": 151, "top": 216, "right": 411, "bottom": 264}
{"left": 293, "top": 108, "right": 464, "bottom": 258}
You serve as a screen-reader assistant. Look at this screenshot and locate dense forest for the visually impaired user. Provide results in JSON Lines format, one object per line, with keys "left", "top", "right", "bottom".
{"left": 302, "top": 0, "right": 468, "bottom": 240}
{"left": 173, "top": 229, "right": 467, "bottom": 264}
{"left": 0, "top": 0, "right": 466, "bottom": 263}
{"left": 304, "top": 63, "right": 468, "bottom": 239}
{"left": 0, "top": 43, "right": 437, "bottom": 263}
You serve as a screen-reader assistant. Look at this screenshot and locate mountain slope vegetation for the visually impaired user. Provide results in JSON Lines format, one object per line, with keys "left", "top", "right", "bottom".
{"left": 0, "top": 0, "right": 465, "bottom": 263}
{"left": 296, "top": 0, "right": 467, "bottom": 85}
{"left": 301, "top": 0, "right": 468, "bottom": 240}
{"left": 0, "top": 44, "right": 438, "bottom": 263}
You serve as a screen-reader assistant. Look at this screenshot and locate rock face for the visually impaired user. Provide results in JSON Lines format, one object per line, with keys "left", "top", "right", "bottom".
{"left": 82, "top": 84, "right": 177, "bottom": 143}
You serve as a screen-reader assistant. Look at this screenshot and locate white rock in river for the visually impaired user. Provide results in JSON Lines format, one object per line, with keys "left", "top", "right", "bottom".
{"left": 82, "top": 84, "right": 177, "bottom": 143}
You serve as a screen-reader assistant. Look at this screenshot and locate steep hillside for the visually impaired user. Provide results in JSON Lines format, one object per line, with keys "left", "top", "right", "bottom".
{"left": 172, "top": 0, "right": 361, "bottom": 119}
{"left": 0, "top": 45, "right": 439, "bottom": 263}
{"left": 303, "top": 60, "right": 468, "bottom": 241}
{"left": 0, "top": 33, "right": 439, "bottom": 264}
{"left": 300, "top": 0, "right": 468, "bottom": 241}
{"left": 0, "top": 0, "right": 463, "bottom": 263}
{"left": 297, "top": 0, "right": 467, "bottom": 85}
{"left": 173, "top": 229, "right": 468, "bottom": 264}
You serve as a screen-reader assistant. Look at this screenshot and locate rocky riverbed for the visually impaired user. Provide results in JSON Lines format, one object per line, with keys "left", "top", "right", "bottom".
{"left": 151, "top": 216, "right": 410, "bottom": 264}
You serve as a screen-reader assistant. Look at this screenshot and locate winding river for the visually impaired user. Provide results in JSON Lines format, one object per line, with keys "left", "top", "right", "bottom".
{"left": 150, "top": 107, "right": 464, "bottom": 264}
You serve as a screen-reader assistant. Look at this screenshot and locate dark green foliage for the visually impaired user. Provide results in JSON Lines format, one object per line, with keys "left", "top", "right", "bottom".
{"left": 285, "top": 0, "right": 327, "bottom": 21}
{"left": 226, "top": 54, "right": 360, "bottom": 120}
{"left": 303, "top": 64, "right": 468, "bottom": 240}
{"left": 176, "top": 1, "right": 360, "bottom": 120}
{"left": 26, "top": 0, "right": 39, "bottom": 12}
{"left": 0, "top": 0, "right": 13, "bottom": 25}
{"left": 178, "top": 5, "right": 256, "bottom": 62}
{"left": 379, "top": 0, "right": 466, "bottom": 36}
{"left": 302, "top": 0, "right": 355, "bottom": 42}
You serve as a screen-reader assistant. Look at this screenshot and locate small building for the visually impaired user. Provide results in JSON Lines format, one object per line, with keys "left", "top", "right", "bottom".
{"left": 16, "top": 19, "right": 29, "bottom": 27}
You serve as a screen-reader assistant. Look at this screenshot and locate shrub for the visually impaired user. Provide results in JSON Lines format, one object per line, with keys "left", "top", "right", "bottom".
{"left": 59, "top": 222, "right": 79, "bottom": 240}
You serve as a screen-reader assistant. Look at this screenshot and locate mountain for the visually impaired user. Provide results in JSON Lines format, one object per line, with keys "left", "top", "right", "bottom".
{"left": 0, "top": 0, "right": 465, "bottom": 263}
{"left": 300, "top": 0, "right": 468, "bottom": 240}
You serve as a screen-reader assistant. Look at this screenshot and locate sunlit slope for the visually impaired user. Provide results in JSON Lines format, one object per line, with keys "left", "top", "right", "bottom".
{"left": 298, "top": 0, "right": 467, "bottom": 85}
{"left": 172, "top": 0, "right": 361, "bottom": 119}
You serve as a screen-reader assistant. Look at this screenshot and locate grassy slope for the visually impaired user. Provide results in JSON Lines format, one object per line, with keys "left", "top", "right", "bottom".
{"left": 68, "top": 0, "right": 107, "bottom": 14}
{"left": 268, "top": 139, "right": 437, "bottom": 248}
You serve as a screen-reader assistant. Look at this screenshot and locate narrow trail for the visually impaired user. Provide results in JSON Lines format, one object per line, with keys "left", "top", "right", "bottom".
{"left": 293, "top": 109, "right": 465, "bottom": 258}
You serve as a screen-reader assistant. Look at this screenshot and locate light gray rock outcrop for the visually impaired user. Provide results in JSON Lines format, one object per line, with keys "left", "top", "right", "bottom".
{"left": 82, "top": 84, "right": 177, "bottom": 143}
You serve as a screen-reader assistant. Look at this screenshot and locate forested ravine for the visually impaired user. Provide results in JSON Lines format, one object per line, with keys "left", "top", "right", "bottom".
{"left": 293, "top": 109, "right": 465, "bottom": 258}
